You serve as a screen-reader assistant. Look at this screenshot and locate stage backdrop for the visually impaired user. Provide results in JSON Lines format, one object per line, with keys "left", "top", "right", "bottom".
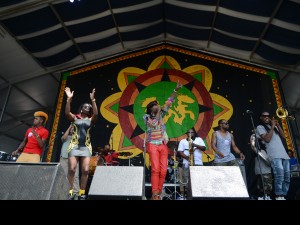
{"left": 47, "top": 44, "right": 294, "bottom": 191}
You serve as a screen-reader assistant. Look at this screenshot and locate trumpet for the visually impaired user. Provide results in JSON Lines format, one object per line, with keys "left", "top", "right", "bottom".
{"left": 273, "top": 107, "right": 295, "bottom": 120}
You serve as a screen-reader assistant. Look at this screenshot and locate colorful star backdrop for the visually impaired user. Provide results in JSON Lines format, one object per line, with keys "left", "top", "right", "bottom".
{"left": 47, "top": 44, "right": 294, "bottom": 170}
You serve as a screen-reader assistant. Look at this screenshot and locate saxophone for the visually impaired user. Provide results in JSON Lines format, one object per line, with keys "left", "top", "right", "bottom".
{"left": 188, "top": 132, "right": 194, "bottom": 166}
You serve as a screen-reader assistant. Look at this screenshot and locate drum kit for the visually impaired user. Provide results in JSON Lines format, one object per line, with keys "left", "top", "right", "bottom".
{"left": 88, "top": 150, "right": 133, "bottom": 176}
{"left": 0, "top": 151, "right": 19, "bottom": 162}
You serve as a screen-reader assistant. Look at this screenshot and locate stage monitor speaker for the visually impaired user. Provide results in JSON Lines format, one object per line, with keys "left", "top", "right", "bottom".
{"left": 189, "top": 166, "right": 249, "bottom": 199}
{"left": 0, "top": 162, "right": 70, "bottom": 200}
{"left": 88, "top": 166, "right": 144, "bottom": 200}
{"left": 287, "top": 176, "right": 300, "bottom": 200}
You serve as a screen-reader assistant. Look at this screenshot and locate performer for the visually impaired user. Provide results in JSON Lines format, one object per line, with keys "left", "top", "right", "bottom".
{"left": 143, "top": 81, "right": 182, "bottom": 200}
{"left": 257, "top": 111, "right": 290, "bottom": 200}
{"left": 12, "top": 111, "right": 49, "bottom": 163}
{"left": 65, "top": 87, "right": 98, "bottom": 200}
{"left": 103, "top": 144, "right": 119, "bottom": 165}
{"left": 211, "top": 119, "right": 245, "bottom": 166}
{"left": 250, "top": 134, "right": 272, "bottom": 200}
{"left": 59, "top": 124, "right": 79, "bottom": 199}
{"left": 177, "top": 128, "right": 206, "bottom": 198}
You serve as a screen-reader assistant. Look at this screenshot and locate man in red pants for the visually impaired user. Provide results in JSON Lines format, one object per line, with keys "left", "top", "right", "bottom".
{"left": 143, "top": 81, "right": 182, "bottom": 200}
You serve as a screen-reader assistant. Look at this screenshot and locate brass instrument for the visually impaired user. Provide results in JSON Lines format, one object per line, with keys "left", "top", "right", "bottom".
{"left": 188, "top": 132, "right": 194, "bottom": 166}
{"left": 272, "top": 107, "right": 295, "bottom": 121}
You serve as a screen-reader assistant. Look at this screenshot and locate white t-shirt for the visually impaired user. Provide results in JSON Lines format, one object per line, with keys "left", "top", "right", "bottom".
{"left": 178, "top": 137, "right": 206, "bottom": 166}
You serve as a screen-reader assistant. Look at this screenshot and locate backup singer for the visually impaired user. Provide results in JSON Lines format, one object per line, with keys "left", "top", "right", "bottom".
{"left": 257, "top": 111, "right": 290, "bottom": 200}
{"left": 143, "top": 81, "right": 182, "bottom": 200}
{"left": 12, "top": 111, "right": 49, "bottom": 163}
{"left": 65, "top": 87, "right": 98, "bottom": 200}
{"left": 59, "top": 124, "right": 79, "bottom": 199}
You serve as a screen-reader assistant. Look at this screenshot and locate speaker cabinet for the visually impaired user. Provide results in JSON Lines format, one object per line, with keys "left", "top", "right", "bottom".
{"left": 189, "top": 166, "right": 249, "bottom": 199}
{"left": 0, "top": 162, "right": 70, "bottom": 200}
{"left": 88, "top": 166, "right": 144, "bottom": 200}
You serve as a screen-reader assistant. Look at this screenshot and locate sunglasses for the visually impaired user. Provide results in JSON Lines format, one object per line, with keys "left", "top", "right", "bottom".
{"left": 261, "top": 115, "right": 270, "bottom": 118}
{"left": 221, "top": 122, "right": 229, "bottom": 125}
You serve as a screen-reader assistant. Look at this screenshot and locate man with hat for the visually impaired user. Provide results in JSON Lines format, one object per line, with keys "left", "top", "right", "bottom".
{"left": 12, "top": 111, "right": 49, "bottom": 163}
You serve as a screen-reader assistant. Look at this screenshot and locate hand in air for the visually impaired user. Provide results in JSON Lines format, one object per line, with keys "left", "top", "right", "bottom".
{"left": 65, "top": 87, "right": 74, "bottom": 98}
{"left": 175, "top": 80, "right": 183, "bottom": 91}
{"left": 90, "top": 88, "right": 96, "bottom": 100}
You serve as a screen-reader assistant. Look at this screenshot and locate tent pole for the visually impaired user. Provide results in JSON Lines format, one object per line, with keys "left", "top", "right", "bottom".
{"left": 0, "top": 84, "right": 12, "bottom": 127}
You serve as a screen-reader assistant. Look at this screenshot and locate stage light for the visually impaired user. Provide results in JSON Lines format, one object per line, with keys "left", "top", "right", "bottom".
{"left": 70, "top": 0, "right": 74, "bottom": 2}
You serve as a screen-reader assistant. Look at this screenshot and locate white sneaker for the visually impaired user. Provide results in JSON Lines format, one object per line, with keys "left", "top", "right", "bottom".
{"left": 257, "top": 197, "right": 264, "bottom": 200}
{"left": 265, "top": 195, "right": 271, "bottom": 200}
{"left": 275, "top": 196, "right": 286, "bottom": 200}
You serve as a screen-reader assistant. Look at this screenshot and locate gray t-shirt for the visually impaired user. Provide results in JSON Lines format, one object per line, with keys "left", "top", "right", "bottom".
{"left": 256, "top": 125, "right": 289, "bottom": 160}
{"left": 60, "top": 136, "right": 72, "bottom": 159}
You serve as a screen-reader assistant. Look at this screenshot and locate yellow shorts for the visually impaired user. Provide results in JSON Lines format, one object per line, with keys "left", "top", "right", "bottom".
{"left": 16, "top": 153, "right": 40, "bottom": 163}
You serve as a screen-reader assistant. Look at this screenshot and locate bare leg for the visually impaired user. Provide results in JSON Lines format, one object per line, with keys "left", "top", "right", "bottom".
{"left": 79, "top": 156, "right": 91, "bottom": 191}
{"left": 67, "top": 156, "right": 79, "bottom": 189}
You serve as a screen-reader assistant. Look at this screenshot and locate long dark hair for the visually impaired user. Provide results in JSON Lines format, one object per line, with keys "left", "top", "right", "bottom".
{"left": 146, "top": 100, "right": 158, "bottom": 118}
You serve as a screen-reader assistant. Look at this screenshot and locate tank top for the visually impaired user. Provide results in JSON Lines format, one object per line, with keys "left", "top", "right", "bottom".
{"left": 214, "top": 130, "right": 236, "bottom": 163}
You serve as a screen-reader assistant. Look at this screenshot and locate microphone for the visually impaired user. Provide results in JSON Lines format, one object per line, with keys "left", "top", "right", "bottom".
{"left": 246, "top": 110, "right": 253, "bottom": 114}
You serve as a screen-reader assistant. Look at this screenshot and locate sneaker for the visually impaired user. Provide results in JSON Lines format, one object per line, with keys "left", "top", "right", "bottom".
{"left": 78, "top": 195, "right": 87, "bottom": 200}
{"left": 68, "top": 193, "right": 76, "bottom": 200}
{"left": 257, "top": 197, "right": 264, "bottom": 200}
{"left": 265, "top": 195, "right": 272, "bottom": 200}
{"left": 177, "top": 196, "right": 186, "bottom": 200}
{"left": 275, "top": 196, "right": 286, "bottom": 200}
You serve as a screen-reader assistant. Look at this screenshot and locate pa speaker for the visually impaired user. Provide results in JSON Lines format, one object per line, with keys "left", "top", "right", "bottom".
{"left": 88, "top": 166, "right": 144, "bottom": 200}
{"left": 0, "top": 162, "right": 70, "bottom": 200}
{"left": 189, "top": 166, "right": 249, "bottom": 199}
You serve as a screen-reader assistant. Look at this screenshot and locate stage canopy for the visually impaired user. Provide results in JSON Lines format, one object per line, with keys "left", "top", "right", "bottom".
{"left": 0, "top": 0, "right": 300, "bottom": 152}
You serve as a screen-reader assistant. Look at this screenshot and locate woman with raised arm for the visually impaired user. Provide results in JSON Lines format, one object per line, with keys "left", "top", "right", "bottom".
{"left": 143, "top": 81, "right": 182, "bottom": 200}
{"left": 65, "top": 87, "right": 98, "bottom": 200}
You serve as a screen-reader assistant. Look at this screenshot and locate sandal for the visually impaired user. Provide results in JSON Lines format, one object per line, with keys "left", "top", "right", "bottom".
{"left": 151, "top": 194, "right": 162, "bottom": 200}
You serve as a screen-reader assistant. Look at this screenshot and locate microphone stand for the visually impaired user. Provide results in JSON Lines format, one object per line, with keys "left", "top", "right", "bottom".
{"left": 172, "top": 144, "right": 182, "bottom": 200}
{"left": 202, "top": 150, "right": 212, "bottom": 165}
{"left": 291, "top": 114, "right": 300, "bottom": 168}
{"left": 248, "top": 112, "right": 267, "bottom": 200}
